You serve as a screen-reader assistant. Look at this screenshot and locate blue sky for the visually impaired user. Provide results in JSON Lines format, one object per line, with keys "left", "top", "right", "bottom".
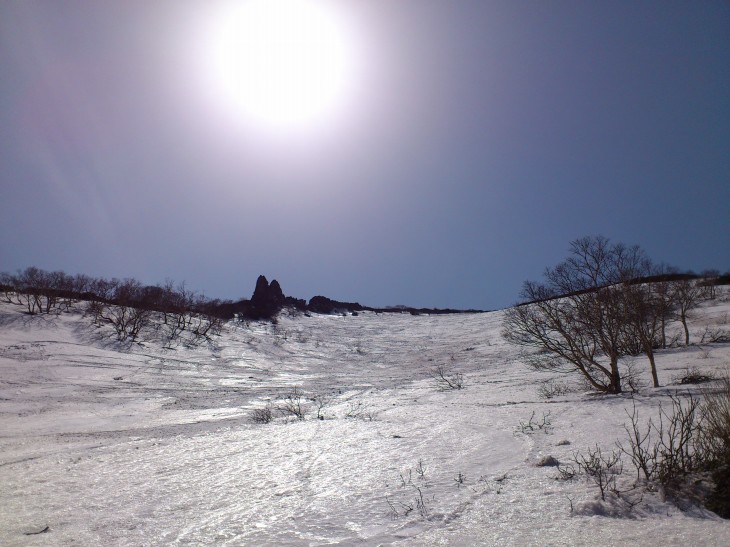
{"left": 1, "top": 1, "right": 728, "bottom": 310}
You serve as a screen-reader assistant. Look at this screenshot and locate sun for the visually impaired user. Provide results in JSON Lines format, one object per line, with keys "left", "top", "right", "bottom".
{"left": 199, "top": 0, "right": 355, "bottom": 132}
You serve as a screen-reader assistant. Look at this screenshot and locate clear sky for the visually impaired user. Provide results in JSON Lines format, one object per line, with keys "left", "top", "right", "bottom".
{"left": 1, "top": 1, "right": 728, "bottom": 310}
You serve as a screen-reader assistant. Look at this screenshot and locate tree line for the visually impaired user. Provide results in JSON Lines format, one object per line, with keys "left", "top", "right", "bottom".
{"left": 0, "top": 267, "right": 230, "bottom": 343}
{"left": 503, "top": 236, "right": 727, "bottom": 394}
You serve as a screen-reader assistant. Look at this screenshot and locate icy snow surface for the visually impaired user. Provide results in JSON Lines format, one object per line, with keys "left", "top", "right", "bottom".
{"left": 1, "top": 296, "right": 729, "bottom": 545}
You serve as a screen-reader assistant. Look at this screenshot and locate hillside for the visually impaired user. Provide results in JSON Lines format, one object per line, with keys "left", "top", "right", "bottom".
{"left": 1, "top": 293, "right": 729, "bottom": 545}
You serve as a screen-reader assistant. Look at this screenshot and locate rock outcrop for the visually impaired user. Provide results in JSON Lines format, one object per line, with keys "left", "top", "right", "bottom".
{"left": 308, "top": 295, "right": 364, "bottom": 315}
{"left": 210, "top": 275, "right": 483, "bottom": 321}
{"left": 248, "top": 275, "right": 293, "bottom": 319}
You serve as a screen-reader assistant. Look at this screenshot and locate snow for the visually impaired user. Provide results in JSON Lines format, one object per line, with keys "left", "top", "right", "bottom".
{"left": 1, "top": 295, "right": 729, "bottom": 545}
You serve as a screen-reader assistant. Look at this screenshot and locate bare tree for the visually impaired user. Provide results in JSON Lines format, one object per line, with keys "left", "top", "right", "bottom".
{"left": 0, "top": 271, "right": 15, "bottom": 303}
{"left": 622, "top": 282, "right": 664, "bottom": 387}
{"left": 700, "top": 269, "right": 720, "bottom": 300}
{"left": 651, "top": 276, "right": 675, "bottom": 349}
{"left": 503, "top": 236, "right": 650, "bottom": 394}
{"left": 101, "top": 304, "right": 150, "bottom": 342}
{"left": 98, "top": 278, "right": 151, "bottom": 342}
{"left": 41, "top": 270, "right": 73, "bottom": 312}
{"left": 89, "top": 276, "right": 119, "bottom": 304}
{"left": 15, "top": 267, "right": 46, "bottom": 314}
{"left": 670, "top": 278, "right": 708, "bottom": 346}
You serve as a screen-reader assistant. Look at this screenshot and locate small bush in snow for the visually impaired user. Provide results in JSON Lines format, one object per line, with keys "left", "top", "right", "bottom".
{"left": 622, "top": 359, "right": 648, "bottom": 393}
{"left": 607, "top": 386, "right": 730, "bottom": 517}
{"left": 251, "top": 406, "right": 273, "bottom": 424}
{"left": 570, "top": 445, "right": 623, "bottom": 501}
{"left": 431, "top": 364, "right": 464, "bottom": 391}
{"left": 671, "top": 365, "right": 714, "bottom": 385}
{"left": 618, "top": 394, "right": 709, "bottom": 490}
{"left": 312, "top": 394, "right": 331, "bottom": 420}
{"left": 278, "top": 387, "right": 308, "bottom": 420}
{"left": 537, "top": 380, "right": 572, "bottom": 399}
{"left": 454, "top": 471, "right": 466, "bottom": 487}
{"left": 699, "top": 376, "right": 730, "bottom": 517}
{"left": 699, "top": 326, "right": 730, "bottom": 344}
{"left": 345, "top": 400, "right": 378, "bottom": 421}
{"left": 386, "top": 461, "right": 433, "bottom": 520}
{"left": 415, "top": 459, "right": 427, "bottom": 481}
{"left": 516, "top": 410, "right": 552, "bottom": 434}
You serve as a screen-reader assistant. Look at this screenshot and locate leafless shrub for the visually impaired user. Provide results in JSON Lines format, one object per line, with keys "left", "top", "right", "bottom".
{"left": 85, "top": 299, "right": 106, "bottom": 325}
{"left": 345, "top": 401, "right": 363, "bottom": 419}
{"left": 666, "top": 332, "right": 682, "bottom": 348}
{"left": 279, "top": 389, "right": 306, "bottom": 419}
{"left": 431, "top": 364, "right": 464, "bottom": 391}
{"left": 386, "top": 496, "right": 410, "bottom": 519}
{"left": 345, "top": 400, "right": 378, "bottom": 421}
{"left": 386, "top": 488, "right": 429, "bottom": 519}
{"left": 617, "top": 394, "right": 707, "bottom": 490}
{"left": 387, "top": 461, "right": 433, "bottom": 519}
{"left": 571, "top": 445, "right": 624, "bottom": 501}
{"left": 653, "top": 394, "right": 706, "bottom": 488}
{"left": 700, "top": 376, "right": 730, "bottom": 459}
{"left": 278, "top": 387, "right": 308, "bottom": 420}
{"left": 400, "top": 484, "right": 430, "bottom": 518}
{"left": 672, "top": 366, "right": 714, "bottom": 385}
{"left": 454, "top": 471, "right": 466, "bottom": 487}
{"left": 556, "top": 461, "right": 578, "bottom": 481}
{"left": 413, "top": 484, "right": 429, "bottom": 518}
{"left": 610, "top": 386, "right": 730, "bottom": 515}
{"left": 163, "top": 313, "right": 187, "bottom": 346}
{"left": 189, "top": 315, "right": 209, "bottom": 339}
{"left": 537, "top": 380, "right": 573, "bottom": 399}
{"left": 699, "top": 376, "right": 730, "bottom": 517}
{"left": 516, "top": 410, "right": 552, "bottom": 434}
{"left": 189, "top": 314, "right": 223, "bottom": 344}
{"left": 699, "top": 326, "right": 730, "bottom": 344}
{"left": 312, "top": 394, "right": 331, "bottom": 420}
{"left": 618, "top": 402, "right": 660, "bottom": 482}
{"left": 415, "top": 459, "right": 427, "bottom": 481}
{"left": 101, "top": 305, "right": 150, "bottom": 342}
{"left": 251, "top": 405, "right": 274, "bottom": 424}
{"left": 622, "top": 359, "right": 648, "bottom": 393}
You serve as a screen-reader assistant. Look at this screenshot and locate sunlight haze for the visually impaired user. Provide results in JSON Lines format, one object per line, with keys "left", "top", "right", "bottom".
{"left": 196, "top": 0, "right": 358, "bottom": 133}
{"left": 1, "top": 0, "right": 728, "bottom": 309}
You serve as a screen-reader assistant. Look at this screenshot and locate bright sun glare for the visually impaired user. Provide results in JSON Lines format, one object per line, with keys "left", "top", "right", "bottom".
{"left": 201, "top": 0, "right": 354, "bottom": 132}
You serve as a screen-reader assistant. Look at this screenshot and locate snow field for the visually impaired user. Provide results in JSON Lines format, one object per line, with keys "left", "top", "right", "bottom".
{"left": 1, "top": 295, "right": 729, "bottom": 545}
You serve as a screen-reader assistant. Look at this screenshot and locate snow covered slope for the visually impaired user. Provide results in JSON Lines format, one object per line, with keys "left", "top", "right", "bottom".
{"left": 1, "top": 295, "right": 729, "bottom": 545}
